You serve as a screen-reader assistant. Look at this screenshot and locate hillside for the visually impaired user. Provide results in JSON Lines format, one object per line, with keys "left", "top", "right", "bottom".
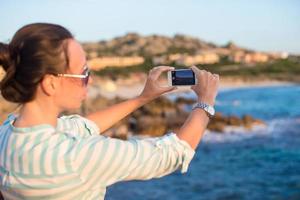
{"left": 82, "top": 33, "right": 246, "bottom": 58}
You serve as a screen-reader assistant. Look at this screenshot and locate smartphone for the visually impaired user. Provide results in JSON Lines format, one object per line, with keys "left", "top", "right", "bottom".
{"left": 167, "top": 69, "right": 197, "bottom": 86}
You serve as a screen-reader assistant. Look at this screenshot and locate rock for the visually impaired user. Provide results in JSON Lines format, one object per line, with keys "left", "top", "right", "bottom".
{"left": 212, "top": 112, "right": 228, "bottom": 123}
{"left": 162, "top": 107, "right": 177, "bottom": 118}
{"left": 135, "top": 116, "right": 167, "bottom": 137}
{"left": 88, "top": 96, "right": 266, "bottom": 136}
{"left": 102, "top": 80, "right": 117, "bottom": 92}
{"left": 175, "top": 97, "right": 196, "bottom": 105}
{"left": 207, "top": 112, "right": 265, "bottom": 133}
{"left": 227, "top": 115, "right": 243, "bottom": 126}
{"left": 242, "top": 114, "right": 265, "bottom": 130}
{"left": 112, "top": 124, "right": 129, "bottom": 140}
{"left": 139, "top": 97, "right": 176, "bottom": 116}
{"left": 242, "top": 114, "right": 255, "bottom": 129}
{"left": 207, "top": 122, "right": 226, "bottom": 132}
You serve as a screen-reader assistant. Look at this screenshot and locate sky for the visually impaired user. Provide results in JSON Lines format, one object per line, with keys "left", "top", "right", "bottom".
{"left": 0, "top": 0, "right": 299, "bottom": 54}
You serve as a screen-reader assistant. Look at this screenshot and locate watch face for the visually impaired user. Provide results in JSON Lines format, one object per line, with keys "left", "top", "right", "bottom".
{"left": 207, "top": 106, "right": 215, "bottom": 116}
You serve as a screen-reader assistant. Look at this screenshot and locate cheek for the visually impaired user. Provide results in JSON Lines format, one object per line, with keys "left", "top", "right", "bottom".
{"left": 61, "top": 79, "right": 85, "bottom": 94}
{"left": 63, "top": 85, "right": 85, "bottom": 100}
{"left": 57, "top": 81, "right": 86, "bottom": 104}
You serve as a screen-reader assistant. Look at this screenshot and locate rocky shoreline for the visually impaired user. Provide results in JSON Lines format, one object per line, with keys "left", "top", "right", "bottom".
{"left": 0, "top": 93, "right": 266, "bottom": 140}
{"left": 77, "top": 95, "right": 265, "bottom": 140}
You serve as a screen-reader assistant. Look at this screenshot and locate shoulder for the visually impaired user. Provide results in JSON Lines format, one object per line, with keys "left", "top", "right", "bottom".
{"left": 58, "top": 114, "right": 100, "bottom": 136}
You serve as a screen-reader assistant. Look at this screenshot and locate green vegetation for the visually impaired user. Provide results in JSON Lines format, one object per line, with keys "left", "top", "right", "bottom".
{"left": 167, "top": 46, "right": 197, "bottom": 55}
{"left": 93, "top": 58, "right": 300, "bottom": 82}
{"left": 212, "top": 59, "right": 300, "bottom": 81}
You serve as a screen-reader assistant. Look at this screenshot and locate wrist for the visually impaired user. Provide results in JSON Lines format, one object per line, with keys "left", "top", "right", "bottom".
{"left": 136, "top": 95, "right": 152, "bottom": 105}
{"left": 192, "top": 102, "right": 215, "bottom": 118}
{"left": 197, "top": 98, "right": 215, "bottom": 106}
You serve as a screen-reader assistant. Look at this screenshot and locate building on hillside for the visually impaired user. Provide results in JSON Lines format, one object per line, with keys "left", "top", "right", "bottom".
{"left": 88, "top": 56, "right": 145, "bottom": 70}
{"left": 175, "top": 53, "right": 220, "bottom": 66}
{"left": 268, "top": 52, "right": 289, "bottom": 59}
{"left": 152, "top": 52, "right": 220, "bottom": 66}
{"left": 229, "top": 51, "right": 270, "bottom": 64}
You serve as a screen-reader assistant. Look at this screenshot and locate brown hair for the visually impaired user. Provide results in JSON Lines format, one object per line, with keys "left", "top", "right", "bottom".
{"left": 0, "top": 23, "right": 73, "bottom": 103}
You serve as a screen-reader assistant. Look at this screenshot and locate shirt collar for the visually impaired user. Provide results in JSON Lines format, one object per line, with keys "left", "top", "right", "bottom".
{"left": 4, "top": 113, "right": 56, "bottom": 133}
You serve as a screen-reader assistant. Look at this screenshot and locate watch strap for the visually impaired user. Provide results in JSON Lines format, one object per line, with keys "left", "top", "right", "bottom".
{"left": 192, "top": 102, "right": 215, "bottom": 118}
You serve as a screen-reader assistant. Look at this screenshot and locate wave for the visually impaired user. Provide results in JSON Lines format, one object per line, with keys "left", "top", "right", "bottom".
{"left": 202, "top": 118, "right": 300, "bottom": 143}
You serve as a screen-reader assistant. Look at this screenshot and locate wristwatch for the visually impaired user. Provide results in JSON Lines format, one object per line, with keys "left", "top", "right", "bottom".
{"left": 192, "top": 102, "right": 215, "bottom": 118}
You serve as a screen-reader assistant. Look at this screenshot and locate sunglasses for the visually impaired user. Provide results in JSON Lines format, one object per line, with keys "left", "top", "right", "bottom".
{"left": 56, "top": 65, "right": 90, "bottom": 86}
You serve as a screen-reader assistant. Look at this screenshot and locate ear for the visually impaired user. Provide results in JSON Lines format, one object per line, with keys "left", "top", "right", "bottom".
{"left": 40, "top": 74, "right": 59, "bottom": 96}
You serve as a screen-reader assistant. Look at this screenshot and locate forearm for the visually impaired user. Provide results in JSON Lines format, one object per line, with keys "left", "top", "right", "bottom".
{"left": 85, "top": 96, "right": 149, "bottom": 133}
{"left": 176, "top": 109, "right": 210, "bottom": 150}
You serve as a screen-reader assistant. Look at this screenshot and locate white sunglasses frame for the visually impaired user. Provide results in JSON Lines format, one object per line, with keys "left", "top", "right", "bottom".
{"left": 56, "top": 65, "right": 90, "bottom": 86}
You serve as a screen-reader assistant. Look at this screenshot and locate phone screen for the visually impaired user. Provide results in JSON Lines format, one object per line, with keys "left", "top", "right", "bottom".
{"left": 172, "top": 69, "right": 195, "bottom": 85}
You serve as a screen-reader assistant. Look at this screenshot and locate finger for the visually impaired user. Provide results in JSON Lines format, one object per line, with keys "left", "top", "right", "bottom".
{"left": 212, "top": 73, "right": 219, "bottom": 79}
{"left": 191, "top": 65, "right": 208, "bottom": 73}
{"left": 200, "top": 70, "right": 208, "bottom": 82}
{"left": 148, "top": 69, "right": 153, "bottom": 75}
{"left": 149, "top": 65, "right": 164, "bottom": 71}
{"left": 150, "top": 66, "right": 174, "bottom": 75}
{"left": 190, "top": 65, "right": 200, "bottom": 73}
{"left": 152, "top": 66, "right": 175, "bottom": 74}
{"left": 151, "top": 66, "right": 173, "bottom": 71}
{"left": 151, "top": 66, "right": 175, "bottom": 80}
{"left": 161, "top": 86, "right": 177, "bottom": 93}
{"left": 196, "top": 69, "right": 206, "bottom": 79}
{"left": 213, "top": 74, "right": 219, "bottom": 80}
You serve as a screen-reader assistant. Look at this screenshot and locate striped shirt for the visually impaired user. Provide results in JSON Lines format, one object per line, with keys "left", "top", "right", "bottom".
{"left": 0, "top": 113, "right": 195, "bottom": 200}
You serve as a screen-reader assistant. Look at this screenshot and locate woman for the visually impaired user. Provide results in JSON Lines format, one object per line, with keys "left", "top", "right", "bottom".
{"left": 0, "top": 23, "right": 219, "bottom": 199}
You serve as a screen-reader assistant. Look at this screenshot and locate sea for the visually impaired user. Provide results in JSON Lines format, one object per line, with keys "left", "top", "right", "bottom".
{"left": 106, "top": 85, "right": 300, "bottom": 200}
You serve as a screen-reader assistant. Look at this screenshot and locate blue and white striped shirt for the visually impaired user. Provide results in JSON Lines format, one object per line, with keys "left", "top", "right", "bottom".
{"left": 0, "top": 113, "right": 195, "bottom": 199}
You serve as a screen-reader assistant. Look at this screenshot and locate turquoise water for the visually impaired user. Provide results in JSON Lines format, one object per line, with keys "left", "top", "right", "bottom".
{"left": 106, "top": 85, "right": 300, "bottom": 200}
